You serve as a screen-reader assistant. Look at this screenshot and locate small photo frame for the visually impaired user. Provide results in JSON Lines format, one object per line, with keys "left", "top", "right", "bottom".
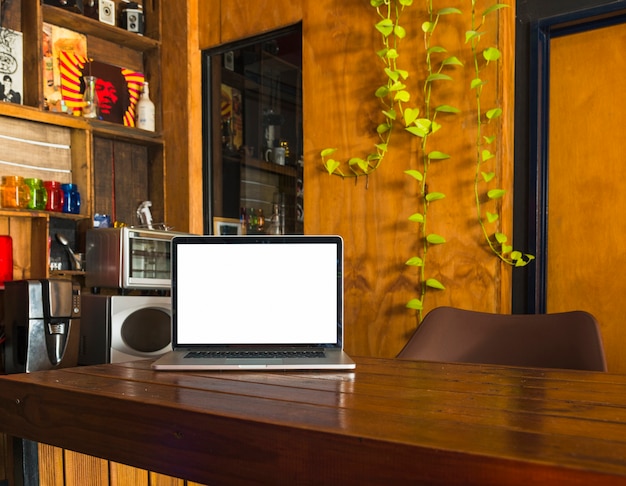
{"left": 213, "top": 217, "right": 244, "bottom": 235}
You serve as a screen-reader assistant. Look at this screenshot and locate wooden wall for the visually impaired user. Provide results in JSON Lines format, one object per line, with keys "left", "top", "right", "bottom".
{"left": 195, "top": 0, "right": 516, "bottom": 358}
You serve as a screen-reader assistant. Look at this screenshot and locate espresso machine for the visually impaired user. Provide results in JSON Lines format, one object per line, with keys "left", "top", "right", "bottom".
{"left": 3, "top": 278, "right": 81, "bottom": 374}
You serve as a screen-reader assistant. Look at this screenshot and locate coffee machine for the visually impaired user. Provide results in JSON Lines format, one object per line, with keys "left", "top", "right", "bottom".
{"left": 4, "top": 279, "right": 81, "bottom": 373}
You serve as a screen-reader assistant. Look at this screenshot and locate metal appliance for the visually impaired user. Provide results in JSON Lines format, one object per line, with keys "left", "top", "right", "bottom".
{"left": 79, "top": 294, "right": 171, "bottom": 364}
{"left": 85, "top": 227, "right": 188, "bottom": 290}
{"left": 3, "top": 279, "right": 81, "bottom": 374}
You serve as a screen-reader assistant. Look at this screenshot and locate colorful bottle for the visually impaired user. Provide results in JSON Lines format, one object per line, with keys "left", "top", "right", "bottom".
{"left": 25, "top": 178, "right": 48, "bottom": 210}
{"left": 1, "top": 175, "right": 30, "bottom": 209}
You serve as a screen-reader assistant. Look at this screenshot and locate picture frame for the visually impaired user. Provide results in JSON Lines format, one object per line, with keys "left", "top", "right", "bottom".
{"left": 213, "top": 217, "right": 244, "bottom": 236}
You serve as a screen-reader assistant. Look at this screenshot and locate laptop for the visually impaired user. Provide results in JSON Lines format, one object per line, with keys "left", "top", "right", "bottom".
{"left": 151, "top": 234, "right": 355, "bottom": 370}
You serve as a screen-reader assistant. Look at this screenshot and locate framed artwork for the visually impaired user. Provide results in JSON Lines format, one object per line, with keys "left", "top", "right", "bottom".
{"left": 213, "top": 217, "right": 244, "bottom": 236}
{"left": 84, "top": 60, "right": 144, "bottom": 126}
{"left": 220, "top": 84, "right": 243, "bottom": 150}
{"left": 0, "top": 27, "right": 23, "bottom": 105}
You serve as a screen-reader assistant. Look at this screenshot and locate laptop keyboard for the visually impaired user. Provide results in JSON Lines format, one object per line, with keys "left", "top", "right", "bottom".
{"left": 184, "top": 350, "right": 326, "bottom": 359}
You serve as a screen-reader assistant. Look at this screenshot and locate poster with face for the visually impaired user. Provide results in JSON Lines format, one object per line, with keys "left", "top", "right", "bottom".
{"left": 84, "top": 60, "right": 144, "bottom": 126}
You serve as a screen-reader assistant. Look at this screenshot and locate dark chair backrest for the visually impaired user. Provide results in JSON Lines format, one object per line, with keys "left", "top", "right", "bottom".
{"left": 397, "top": 306, "right": 607, "bottom": 371}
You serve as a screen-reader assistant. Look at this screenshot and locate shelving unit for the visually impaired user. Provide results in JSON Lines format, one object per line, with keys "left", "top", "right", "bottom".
{"left": 0, "top": 0, "right": 164, "bottom": 278}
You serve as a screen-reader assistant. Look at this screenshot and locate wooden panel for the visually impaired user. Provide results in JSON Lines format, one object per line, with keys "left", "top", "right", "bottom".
{"left": 63, "top": 450, "right": 109, "bottom": 486}
{"left": 0, "top": 116, "right": 72, "bottom": 183}
{"left": 38, "top": 444, "right": 64, "bottom": 486}
{"left": 110, "top": 461, "right": 149, "bottom": 485}
{"left": 547, "top": 23, "right": 626, "bottom": 372}
{"left": 93, "top": 138, "right": 151, "bottom": 226}
{"left": 302, "top": 0, "right": 513, "bottom": 356}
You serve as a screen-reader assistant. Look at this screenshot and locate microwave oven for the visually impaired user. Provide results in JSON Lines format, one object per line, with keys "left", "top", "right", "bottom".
{"left": 85, "top": 227, "right": 189, "bottom": 289}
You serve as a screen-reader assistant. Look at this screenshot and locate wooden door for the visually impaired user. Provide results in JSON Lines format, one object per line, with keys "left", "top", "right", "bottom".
{"left": 548, "top": 23, "right": 626, "bottom": 372}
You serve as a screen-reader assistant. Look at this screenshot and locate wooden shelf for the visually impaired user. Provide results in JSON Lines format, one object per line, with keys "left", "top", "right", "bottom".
{"left": 42, "top": 5, "right": 160, "bottom": 51}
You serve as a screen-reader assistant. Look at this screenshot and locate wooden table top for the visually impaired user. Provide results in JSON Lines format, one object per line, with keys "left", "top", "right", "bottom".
{"left": 1, "top": 357, "right": 626, "bottom": 485}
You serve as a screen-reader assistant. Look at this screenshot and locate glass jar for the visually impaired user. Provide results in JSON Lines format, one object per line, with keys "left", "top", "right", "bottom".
{"left": 25, "top": 178, "right": 48, "bottom": 210}
{"left": 44, "top": 180, "right": 64, "bottom": 212}
{"left": 61, "top": 183, "right": 81, "bottom": 214}
{"left": 82, "top": 75, "right": 99, "bottom": 119}
{"left": 1, "top": 175, "right": 30, "bottom": 209}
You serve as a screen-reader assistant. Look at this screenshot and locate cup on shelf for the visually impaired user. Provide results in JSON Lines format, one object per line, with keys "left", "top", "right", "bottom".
{"left": 44, "top": 180, "right": 64, "bottom": 212}
{"left": 0, "top": 175, "right": 30, "bottom": 209}
{"left": 25, "top": 178, "right": 48, "bottom": 210}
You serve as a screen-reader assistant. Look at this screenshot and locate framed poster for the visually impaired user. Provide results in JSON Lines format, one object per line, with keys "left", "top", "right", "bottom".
{"left": 0, "top": 28, "right": 23, "bottom": 104}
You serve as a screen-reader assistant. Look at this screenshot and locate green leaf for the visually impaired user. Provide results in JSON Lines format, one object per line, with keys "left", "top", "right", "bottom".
{"left": 483, "top": 47, "right": 501, "bottom": 62}
{"left": 483, "top": 4, "right": 509, "bottom": 17}
{"left": 442, "top": 56, "right": 463, "bottom": 67}
{"left": 321, "top": 148, "right": 337, "bottom": 158}
{"left": 426, "top": 73, "right": 453, "bottom": 82}
{"left": 502, "top": 244, "right": 513, "bottom": 254}
{"left": 488, "top": 189, "right": 506, "bottom": 199}
{"left": 375, "top": 86, "right": 389, "bottom": 98}
{"left": 376, "top": 48, "right": 388, "bottom": 59}
{"left": 483, "top": 135, "right": 496, "bottom": 144}
{"left": 406, "top": 126, "right": 428, "bottom": 138}
{"left": 384, "top": 67, "right": 399, "bottom": 82}
{"left": 396, "top": 69, "right": 409, "bottom": 80}
{"left": 394, "top": 24, "right": 407, "bottom": 39}
{"left": 408, "top": 213, "right": 425, "bottom": 223}
{"left": 406, "top": 299, "right": 423, "bottom": 310}
{"left": 428, "top": 151, "right": 450, "bottom": 160}
{"left": 370, "top": 0, "right": 385, "bottom": 7}
{"left": 404, "top": 169, "right": 423, "bottom": 181}
{"left": 435, "top": 104, "right": 460, "bottom": 114}
{"left": 404, "top": 108, "right": 419, "bottom": 126}
{"left": 510, "top": 251, "right": 522, "bottom": 261}
{"left": 438, "top": 7, "right": 462, "bottom": 15}
{"left": 386, "top": 48, "right": 399, "bottom": 60}
{"left": 486, "top": 108, "right": 503, "bottom": 120}
{"left": 389, "top": 81, "right": 406, "bottom": 91}
{"left": 486, "top": 211, "right": 499, "bottom": 223}
{"left": 471, "top": 78, "right": 486, "bottom": 89}
{"left": 375, "top": 19, "right": 394, "bottom": 37}
{"left": 426, "top": 278, "right": 446, "bottom": 290}
{"left": 427, "top": 234, "right": 446, "bottom": 244}
{"left": 406, "top": 256, "right": 424, "bottom": 266}
{"left": 377, "top": 123, "right": 391, "bottom": 134}
{"left": 430, "top": 121, "right": 442, "bottom": 134}
{"left": 482, "top": 149, "right": 494, "bottom": 162}
{"left": 394, "top": 90, "right": 410, "bottom": 103}
{"left": 422, "top": 21, "right": 434, "bottom": 33}
{"left": 375, "top": 142, "right": 388, "bottom": 152}
{"left": 465, "top": 30, "right": 483, "bottom": 43}
{"left": 425, "top": 192, "right": 445, "bottom": 202}
{"left": 427, "top": 46, "right": 447, "bottom": 54}
{"left": 348, "top": 157, "right": 365, "bottom": 168}
{"left": 325, "top": 159, "right": 340, "bottom": 175}
{"left": 481, "top": 171, "right": 495, "bottom": 182}
{"left": 495, "top": 232, "right": 508, "bottom": 244}
{"left": 382, "top": 109, "right": 396, "bottom": 120}
{"left": 398, "top": 0, "right": 413, "bottom": 6}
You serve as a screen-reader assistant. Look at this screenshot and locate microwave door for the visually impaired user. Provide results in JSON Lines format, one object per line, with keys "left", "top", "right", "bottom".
{"left": 126, "top": 235, "right": 171, "bottom": 288}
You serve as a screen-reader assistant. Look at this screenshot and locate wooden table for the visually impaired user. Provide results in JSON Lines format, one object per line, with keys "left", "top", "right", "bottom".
{"left": 1, "top": 357, "right": 626, "bottom": 485}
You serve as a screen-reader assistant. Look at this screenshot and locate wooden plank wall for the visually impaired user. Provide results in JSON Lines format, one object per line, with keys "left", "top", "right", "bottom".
{"left": 196, "top": 0, "right": 515, "bottom": 358}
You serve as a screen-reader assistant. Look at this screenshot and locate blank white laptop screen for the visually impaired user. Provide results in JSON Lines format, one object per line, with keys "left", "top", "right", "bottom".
{"left": 174, "top": 240, "right": 340, "bottom": 346}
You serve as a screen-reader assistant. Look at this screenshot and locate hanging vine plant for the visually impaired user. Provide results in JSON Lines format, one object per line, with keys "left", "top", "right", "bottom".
{"left": 467, "top": 1, "right": 534, "bottom": 267}
{"left": 320, "top": 0, "right": 534, "bottom": 322}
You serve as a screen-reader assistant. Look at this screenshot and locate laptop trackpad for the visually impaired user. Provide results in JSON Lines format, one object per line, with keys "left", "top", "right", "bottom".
{"left": 228, "top": 358, "right": 283, "bottom": 365}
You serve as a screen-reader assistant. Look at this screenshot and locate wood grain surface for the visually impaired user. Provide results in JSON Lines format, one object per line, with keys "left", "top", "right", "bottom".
{"left": 1, "top": 358, "right": 626, "bottom": 485}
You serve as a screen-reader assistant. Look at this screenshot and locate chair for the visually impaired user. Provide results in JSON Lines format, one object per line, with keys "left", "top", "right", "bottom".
{"left": 397, "top": 306, "right": 607, "bottom": 371}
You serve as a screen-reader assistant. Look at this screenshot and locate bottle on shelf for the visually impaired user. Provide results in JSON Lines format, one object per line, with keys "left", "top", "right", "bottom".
{"left": 136, "top": 81, "right": 156, "bottom": 131}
